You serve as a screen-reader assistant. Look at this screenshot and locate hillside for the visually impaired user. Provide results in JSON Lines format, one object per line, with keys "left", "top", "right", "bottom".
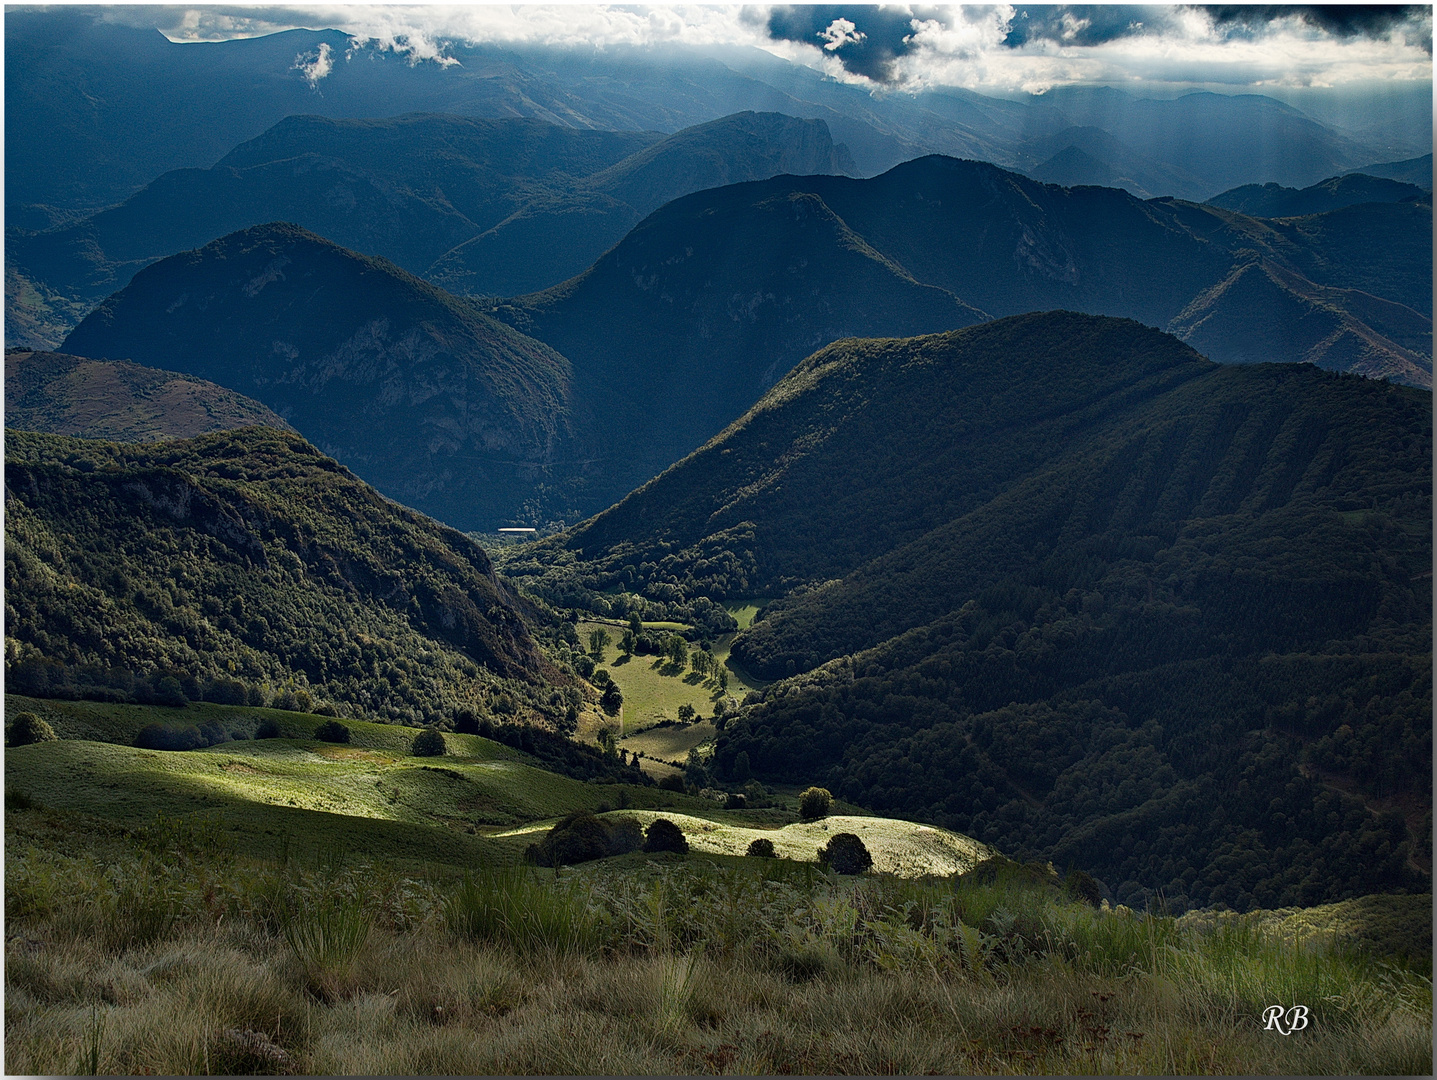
{"left": 8, "top": 111, "right": 855, "bottom": 337}
{"left": 501, "top": 312, "right": 1432, "bottom": 911}
{"left": 500, "top": 178, "right": 986, "bottom": 501}
{"left": 4, "top": 426, "right": 571, "bottom": 726}
{"left": 6, "top": 350, "right": 294, "bottom": 441}
{"left": 503, "top": 156, "right": 1431, "bottom": 414}
{"left": 1206, "top": 172, "right": 1426, "bottom": 217}
{"left": 60, "top": 223, "right": 582, "bottom": 531}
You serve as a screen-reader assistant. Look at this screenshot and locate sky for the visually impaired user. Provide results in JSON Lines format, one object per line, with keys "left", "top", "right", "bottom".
{"left": 88, "top": 3, "right": 1435, "bottom": 96}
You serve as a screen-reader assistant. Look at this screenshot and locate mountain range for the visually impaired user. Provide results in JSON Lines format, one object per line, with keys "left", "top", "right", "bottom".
{"left": 500, "top": 311, "right": 1432, "bottom": 909}
{"left": 57, "top": 153, "right": 1432, "bottom": 529}
{"left": 9, "top": 9, "right": 1426, "bottom": 221}
{"left": 7, "top": 110, "right": 856, "bottom": 347}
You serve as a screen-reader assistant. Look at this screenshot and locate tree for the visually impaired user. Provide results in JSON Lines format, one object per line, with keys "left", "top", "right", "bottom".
{"left": 677, "top": 704, "right": 696, "bottom": 723}
{"left": 732, "top": 750, "right": 752, "bottom": 783}
{"left": 818, "top": 833, "right": 872, "bottom": 875}
{"left": 588, "top": 628, "right": 610, "bottom": 660}
{"left": 6, "top": 711, "right": 57, "bottom": 747}
{"left": 628, "top": 612, "right": 643, "bottom": 637}
{"left": 412, "top": 728, "right": 446, "bottom": 756}
{"left": 746, "top": 837, "right": 777, "bottom": 858}
{"left": 799, "top": 786, "right": 833, "bottom": 821}
{"left": 620, "top": 629, "right": 636, "bottom": 655}
{"left": 667, "top": 634, "right": 688, "bottom": 668}
{"left": 643, "top": 818, "right": 689, "bottom": 854}
{"left": 453, "top": 708, "right": 480, "bottom": 735}
{"left": 315, "top": 719, "right": 351, "bottom": 744}
{"left": 600, "top": 682, "right": 623, "bottom": 716}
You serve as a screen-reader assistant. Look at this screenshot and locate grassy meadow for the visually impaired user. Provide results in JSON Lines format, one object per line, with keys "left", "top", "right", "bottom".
{"left": 573, "top": 612, "right": 767, "bottom": 775}
{"left": 5, "top": 695, "right": 1432, "bottom": 1075}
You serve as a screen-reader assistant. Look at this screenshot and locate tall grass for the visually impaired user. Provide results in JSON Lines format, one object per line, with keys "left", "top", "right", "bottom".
{"left": 6, "top": 810, "right": 1430, "bottom": 1075}
{"left": 442, "top": 866, "right": 604, "bottom": 955}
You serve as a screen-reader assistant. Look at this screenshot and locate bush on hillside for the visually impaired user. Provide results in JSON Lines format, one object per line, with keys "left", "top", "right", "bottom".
{"left": 725, "top": 793, "right": 747, "bottom": 810}
{"left": 315, "top": 719, "right": 351, "bottom": 744}
{"left": 255, "top": 717, "right": 285, "bottom": 739}
{"left": 525, "top": 812, "right": 646, "bottom": 867}
{"left": 412, "top": 728, "right": 446, "bottom": 757}
{"left": 818, "top": 833, "right": 872, "bottom": 875}
{"left": 643, "top": 818, "right": 689, "bottom": 854}
{"left": 658, "top": 773, "right": 686, "bottom": 792}
{"left": 453, "top": 709, "right": 480, "bottom": 735}
{"left": 6, "top": 711, "right": 57, "bottom": 747}
{"left": 799, "top": 786, "right": 833, "bottom": 821}
{"left": 746, "top": 837, "right": 777, "bottom": 858}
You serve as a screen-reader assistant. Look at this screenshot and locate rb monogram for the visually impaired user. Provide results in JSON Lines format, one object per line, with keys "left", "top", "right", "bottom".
{"left": 1262, "top": 1005, "right": 1310, "bottom": 1034}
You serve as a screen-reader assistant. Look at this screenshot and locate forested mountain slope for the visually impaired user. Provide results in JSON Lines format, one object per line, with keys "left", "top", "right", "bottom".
{"left": 5, "top": 350, "right": 294, "bottom": 441}
{"left": 60, "top": 223, "right": 580, "bottom": 531}
{"left": 4, "top": 427, "right": 567, "bottom": 727}
{"left": 501, "top": 313, "right": 1432, "bottom": 910}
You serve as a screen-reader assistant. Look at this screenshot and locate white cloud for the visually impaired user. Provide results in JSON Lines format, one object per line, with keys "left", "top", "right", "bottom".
{"left": 294, "top": 40, "right": 333, "bottom": 86}
{"left": 98, "top": 4, "right": 1432, "bottom": 94}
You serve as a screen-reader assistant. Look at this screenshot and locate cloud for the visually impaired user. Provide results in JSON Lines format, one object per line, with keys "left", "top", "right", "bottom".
{"left": 93, "top": 5, "right": 1433, "bottom": 93}
{"left": 294, "top": 40, "right": 332, "bottom": 86}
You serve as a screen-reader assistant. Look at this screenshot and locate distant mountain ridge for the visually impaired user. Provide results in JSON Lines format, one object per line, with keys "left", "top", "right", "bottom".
{"left": 5, "top": 350, "right": 294, "bottom": 441}
{"left": 9, "top": 9, "right": 1421, "bottom": 218}
{"left": 8, "top": 111, "right": 856, "bottom": 346}
{"left": 1207, "top": 172, "right": 1426, "bottom": 217}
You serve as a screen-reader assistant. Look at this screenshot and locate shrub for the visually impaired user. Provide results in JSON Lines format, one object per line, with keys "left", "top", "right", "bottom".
{"left": 746, "top": 837, "right": 777, "bottom": 858}
{"left": 477, "top": 717, "right": 495, "bottom": 739}
{"left": 135, "top": 723, "right": 202, "bottom": 751}
{"left": 643, "top": 818, "right": 689, "bottom": 854}
{"left": 314, "top": 719, "right": 351, "bottom": 744}
{"left": 591, "top": 668, "right": 611, "bottom": 687}
{"left": 412, "top": 728, "right": 446, "bottom": 757}
{"left": 530, "top": 811, "right": 613, "bottom": 867}
{"left": 798, "top": 786, "right": 833, "bottom": 821}
{"left": 725, "top": 793, "right": 747, "bottom": 809}
{"left": 658, "top": 773, "right": 686, "bottom": 792}
{"left": 818, "top": 833, "right": 872, "bottom": 875}
{"left": 255, "top": 717, "right": 285, "bottom": 739}
{"left": 454, "top": 709, "right": 480, "bottom": 735}
{"left": 6, "top": 711, "right": 57, "bottom": 747}
{"left": 606, "top": 816, "right": 645, "bottom": 855}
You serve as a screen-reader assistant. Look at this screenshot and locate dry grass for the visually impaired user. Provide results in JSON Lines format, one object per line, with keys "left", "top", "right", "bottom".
{"left": 6, "top": 812, "right": 1431, "bottom": 1076}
